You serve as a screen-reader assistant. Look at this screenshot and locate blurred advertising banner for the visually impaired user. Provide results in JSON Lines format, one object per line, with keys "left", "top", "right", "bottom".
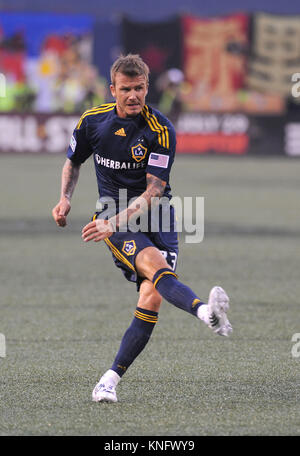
{"left": 285, "top": 123, "right": 300, "bottom": 157}
{"left": 181, "top": 13, "right": 284, "bottom": 114}
{"left": 176, "top": 112, "right": 249, "bottom": 154}
{"left": 0, "top": 113, "right": 78, "bottom": 153}
{"left": 0, "top": 112, "right": 298, "bottom": 156}
{"left": 248, "top": 13, "right": 300, "bottom": 96}
{"left": 176, "top": 111, "right": 300, "bottom": 156}
{"left": 122, "top": 16, "right": 182, "bottom": 104}
{"left": 182, "top": 14, "right": 248, "bottom": 111}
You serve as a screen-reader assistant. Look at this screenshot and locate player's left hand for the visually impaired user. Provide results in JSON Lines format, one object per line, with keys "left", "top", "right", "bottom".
{"left": 82, "top": 219, "right": 114, "bottom": 242}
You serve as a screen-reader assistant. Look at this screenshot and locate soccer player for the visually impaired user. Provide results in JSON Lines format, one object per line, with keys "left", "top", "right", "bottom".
{"left": 52, "top": 54, "right": 232, "bottom": 403}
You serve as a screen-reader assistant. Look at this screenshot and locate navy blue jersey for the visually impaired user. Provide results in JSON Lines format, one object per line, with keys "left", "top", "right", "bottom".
{"left": 67, "top": 103, "right": 176, "bottom": 203}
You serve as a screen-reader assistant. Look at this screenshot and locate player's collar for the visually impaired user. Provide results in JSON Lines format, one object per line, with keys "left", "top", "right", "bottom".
{"left": 113, "top": 105, "right": 144, "bottom": 123}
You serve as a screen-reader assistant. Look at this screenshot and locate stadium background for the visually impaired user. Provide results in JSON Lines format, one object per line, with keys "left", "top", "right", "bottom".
{"left": 1, "top": 0, "right": 300, "bottom": 437}
{"left": 1, "top": 0, "right": 300, "bottom": 155}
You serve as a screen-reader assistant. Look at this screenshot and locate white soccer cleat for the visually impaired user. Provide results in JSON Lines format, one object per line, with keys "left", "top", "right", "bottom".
{"left": 92, "top": 382, "right": 117, "bottom": 403}
{"left": 197, "top": 286, "right": 232, "bottom": 336}
{"left": 92, "top": 369, "right": 120, "bottom": 403}
{"left": 207, "top": 286, "right": 232, "bottom": 336}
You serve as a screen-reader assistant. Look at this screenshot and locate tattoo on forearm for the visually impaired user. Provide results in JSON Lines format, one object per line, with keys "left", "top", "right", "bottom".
{"left": 145, "top": 174, "right": 165, "bottom": 200}
{"left": 61, "top": 160, "right": 80, "bottom": 199}
{"left": 112, "top": 174, "right": 166, "bottom": 230}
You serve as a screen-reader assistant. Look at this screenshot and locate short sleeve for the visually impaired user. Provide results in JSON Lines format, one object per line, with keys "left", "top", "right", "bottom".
{"left": 145, "top": 123, "right": 176, "bottom": 182}
{"left": 67, "top": 116, "right": 93, "bottom": 165}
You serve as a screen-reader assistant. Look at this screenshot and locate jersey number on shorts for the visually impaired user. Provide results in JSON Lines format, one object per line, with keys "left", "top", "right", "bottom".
{"left": 160, "top": 250, "right": 177, "bottom": 271}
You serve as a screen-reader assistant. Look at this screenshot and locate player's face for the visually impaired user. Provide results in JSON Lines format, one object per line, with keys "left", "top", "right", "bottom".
{"left": 110, "top": 73, "right": 148, "bottom": 118}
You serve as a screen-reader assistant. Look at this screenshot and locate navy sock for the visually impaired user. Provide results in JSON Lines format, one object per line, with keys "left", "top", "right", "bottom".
{"left": 153, "top": 268, "right": 204, "bottom": 316}
{"left": 111, "top": 307, "right": 158, "bottom": 377}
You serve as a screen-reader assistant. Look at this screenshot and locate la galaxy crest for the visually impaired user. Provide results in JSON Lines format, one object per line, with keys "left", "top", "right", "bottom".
{"left": 131, "top": 143, "right": 147, "bottom": 162}
{"left": 122, "top": 240, "right": 136, "bottom": 256}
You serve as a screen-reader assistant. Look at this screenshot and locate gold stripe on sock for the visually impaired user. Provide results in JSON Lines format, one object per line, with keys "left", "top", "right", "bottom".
{"left": 153, "top": 270, "right": 178, "bottom": 288}
{"left": 192, "top": 299, "right": 201, "bottom": 308}
{"left": 134, "top": 310, "right": 158, "bottom": 323}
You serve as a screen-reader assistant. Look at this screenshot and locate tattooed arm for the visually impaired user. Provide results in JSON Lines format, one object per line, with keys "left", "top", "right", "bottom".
{"left": 52, "top": 158, "right": 81, "bottom": 227}
{"left": 81, "top": 173, "right": 166, "bottom": 242}
{"left": 112, "top": 173, "right": 166, "bottom": 230}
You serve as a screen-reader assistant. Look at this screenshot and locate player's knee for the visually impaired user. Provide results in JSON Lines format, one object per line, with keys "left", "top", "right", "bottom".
{"left": 138, "top": 286, "right": 162, "bottom": 312}
{"left": 148, "top": 291, "right": 162, "bottom": 310}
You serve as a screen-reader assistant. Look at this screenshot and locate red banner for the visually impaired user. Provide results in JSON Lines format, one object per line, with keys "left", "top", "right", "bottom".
{"left": 182, "top": 13, "right": 249, "bottom": 112}
{"left": 177, "top": 133, "right": 248, "bottom": 155}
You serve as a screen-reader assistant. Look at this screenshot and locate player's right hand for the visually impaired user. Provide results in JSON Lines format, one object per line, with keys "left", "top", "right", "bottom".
{"left": 52, "top": 197, "right": 71, "bottom": 227}
{"left": 81, "top": 219, "right": 114, "bottom": 242}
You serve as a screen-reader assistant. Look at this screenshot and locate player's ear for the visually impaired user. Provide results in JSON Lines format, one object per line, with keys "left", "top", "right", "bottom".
{"left": 110, "top": 84, "right": 116, "bottom": 98}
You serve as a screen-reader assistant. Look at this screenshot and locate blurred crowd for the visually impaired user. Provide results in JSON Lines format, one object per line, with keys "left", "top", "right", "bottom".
{"left": 0, "top": 26, "right": 189, "bottom": 119}
{"left": 0, "top": 30, "right": 110, "bottom": 113}
{"left": 0, "top": 16, "right": 295, "bottom": 118}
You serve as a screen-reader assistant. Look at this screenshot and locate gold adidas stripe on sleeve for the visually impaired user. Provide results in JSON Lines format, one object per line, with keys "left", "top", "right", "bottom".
{"left": 141, "top": 105, "right": 170, "bottom": 149}
{"left": 76, "top": 103, "right": 116, "bottom": 129}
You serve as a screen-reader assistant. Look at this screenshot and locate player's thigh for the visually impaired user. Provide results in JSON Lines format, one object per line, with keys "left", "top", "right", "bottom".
{"left": 135, "top": 246, "right": 170, "bottom": 281}
{"left": 137, "top": 279, "right": 162, "bottom": 312}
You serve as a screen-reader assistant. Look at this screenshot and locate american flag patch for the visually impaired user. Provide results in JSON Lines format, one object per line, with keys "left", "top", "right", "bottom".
{"left": 148, "top": 153, "right": 169, "bottom": 168}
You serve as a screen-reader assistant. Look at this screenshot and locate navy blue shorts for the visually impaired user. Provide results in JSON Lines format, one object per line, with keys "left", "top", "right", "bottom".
{"left": 92, "top": 204, "right": 179, "bottom": 291}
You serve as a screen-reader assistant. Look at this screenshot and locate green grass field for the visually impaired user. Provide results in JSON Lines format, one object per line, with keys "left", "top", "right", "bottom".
{"left": 0, "top": 154, "right": 299, "bottom": 436}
